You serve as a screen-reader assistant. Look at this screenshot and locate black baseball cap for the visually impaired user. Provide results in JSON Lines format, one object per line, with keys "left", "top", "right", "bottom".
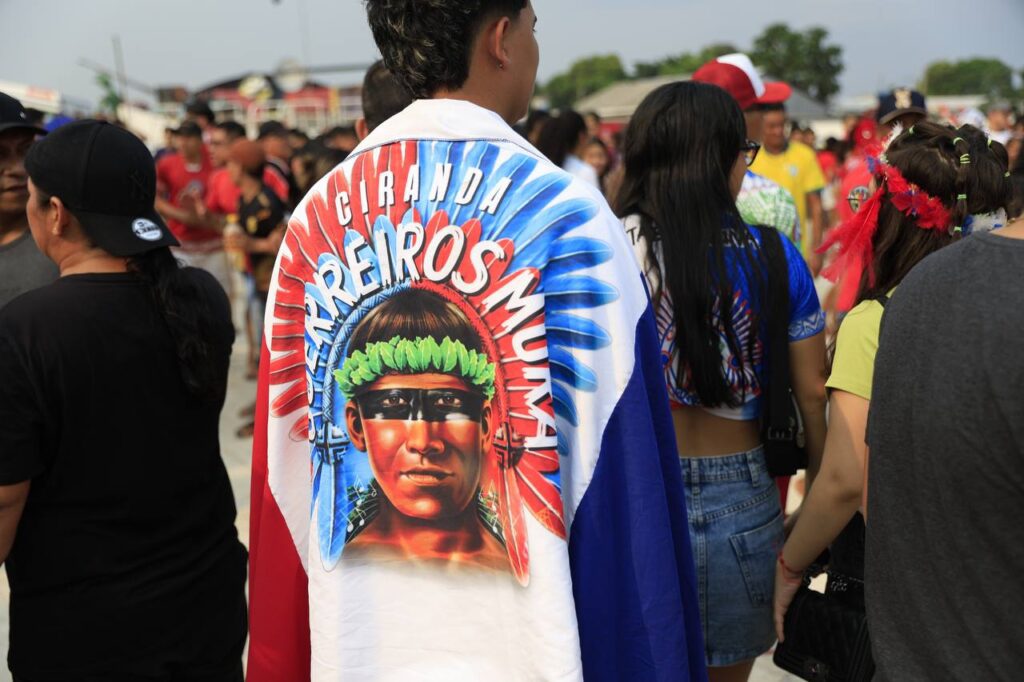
{"left": 257, "top": 120, "right": 288, "bottom": 139}
{"left": 24, "top": 120, "right": 179, "bottom": 257}
{"left": 877, "top": 88, "right": 927, "bottom": 125}
{"left": 0, "top": 92, "right": 47, "bottom": 136}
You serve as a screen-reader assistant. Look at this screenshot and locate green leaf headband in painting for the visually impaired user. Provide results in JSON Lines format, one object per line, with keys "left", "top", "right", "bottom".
{"left": 334, "top": 335, "right": 497, "bottom": 399}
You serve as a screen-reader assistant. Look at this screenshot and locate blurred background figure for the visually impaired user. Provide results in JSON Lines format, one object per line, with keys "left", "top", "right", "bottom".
{"left": 0, "top": 92, "right": 57, "bottom": 310}
{"left": 154, "top": 126, "right": 177, "bottom": 163}
{"left": 750, "top": 102, "right": 827, "bottom": 271}
{"left": 155, "top": 120, "right": 229, "bottom": 292}
{"left": 355, "top": 59, "right": 414, "bottom": 139}
{"left": 693, "top": 53, "right": 801, "bottom": 249}
{"left": 184, "top": 99, "right": 216, "bottom": 143}
{"left": 536, "top": 109, "right": 600, "bottom": 188}
{"left": 581, "top": 136, "right": 610, "bottom": 194}
{"left": 323, "top": 124, "right": 359, "bottom": 154}
{"left": 985, "top": 100, "right": 1014, "bottom": 146}
{"left": 225, "top": 139, "right": 286, "bottom": 406}
{"left": 257, "top": 120, "right": 299, "bottom": 209}
{"left": 287, "top": 127, "right": 309, "bottom": 153}
{"left": 524, "top": 109, "right": 550, "bottom": 146}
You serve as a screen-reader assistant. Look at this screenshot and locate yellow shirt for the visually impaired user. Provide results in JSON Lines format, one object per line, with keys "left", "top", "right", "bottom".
{"left": 826, "top": 298, "right": 886, "bottom": 400}
{"left": 749, "top": 141, "right": 826, "bottom": 258}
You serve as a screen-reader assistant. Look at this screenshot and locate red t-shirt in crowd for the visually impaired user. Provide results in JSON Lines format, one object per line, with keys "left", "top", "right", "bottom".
{"left": 206, "top": 167, "right": 291, "bottom": 218}
{"left": 156, "top": 153, "right": 217, "bottom": 244}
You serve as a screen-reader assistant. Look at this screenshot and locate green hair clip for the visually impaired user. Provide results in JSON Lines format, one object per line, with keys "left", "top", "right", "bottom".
{"left": 957, "top": 193, "right": 968, "bottom": 201}
{"left": 333, "top": 335, "right": 497, "bottom": 399}
{"left": 953, "top": 137, "right": 965, "bottom": 145}
{"left": 959, "top": 154, "right": 971, "bottom": 165}
{"left": 952, "top": 226, "right": 964, "bottom": 235}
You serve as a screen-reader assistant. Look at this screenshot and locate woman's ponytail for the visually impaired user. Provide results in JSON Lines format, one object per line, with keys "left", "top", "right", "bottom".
{"left": 128, "top": 248, "right": 225, "bottom": 405}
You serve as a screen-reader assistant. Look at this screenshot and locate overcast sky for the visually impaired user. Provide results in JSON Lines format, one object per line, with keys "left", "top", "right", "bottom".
{"left": 2, "top": 0, "right": 1023, "bottom": 108}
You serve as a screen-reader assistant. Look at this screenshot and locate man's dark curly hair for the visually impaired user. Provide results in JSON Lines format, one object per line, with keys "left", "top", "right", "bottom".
{"left": 364, "top": 0, "right": 528, "bottom": 99}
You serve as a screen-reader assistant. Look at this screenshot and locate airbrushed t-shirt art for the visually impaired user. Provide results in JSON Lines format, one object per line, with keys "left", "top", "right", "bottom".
{"left": 247, "top": 100, "right": 706, "bottom": 682}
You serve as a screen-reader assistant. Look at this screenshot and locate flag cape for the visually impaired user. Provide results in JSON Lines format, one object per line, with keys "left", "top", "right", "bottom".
{"left": 248, "top": 99, "right": 707, "bottom": 681}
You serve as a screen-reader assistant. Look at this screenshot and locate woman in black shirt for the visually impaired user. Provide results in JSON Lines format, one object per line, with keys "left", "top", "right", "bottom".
{"left": 0, "top": 120, "right": 246, "bottom": 681}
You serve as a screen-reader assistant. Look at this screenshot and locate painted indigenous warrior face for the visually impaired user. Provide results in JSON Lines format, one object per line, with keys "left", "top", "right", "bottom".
{"left": 346, "top": 372, "right": 492, "bottom": 521}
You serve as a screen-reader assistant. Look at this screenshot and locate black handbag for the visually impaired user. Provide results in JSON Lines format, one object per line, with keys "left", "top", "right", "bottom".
{"left": 772, "top": 557, "right": 875, "bottom": 681}
{"left": 758, "top": 228, "right": 808, "bottom": 477}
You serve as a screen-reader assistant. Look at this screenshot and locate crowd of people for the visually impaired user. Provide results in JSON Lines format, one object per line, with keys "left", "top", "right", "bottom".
{"left": 0, "top": 1, "right": 1022, "bottom": 681}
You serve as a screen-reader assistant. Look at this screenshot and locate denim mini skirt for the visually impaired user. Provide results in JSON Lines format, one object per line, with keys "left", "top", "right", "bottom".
{"left": 680, "top": 446, "right": 783, "bottom": 667}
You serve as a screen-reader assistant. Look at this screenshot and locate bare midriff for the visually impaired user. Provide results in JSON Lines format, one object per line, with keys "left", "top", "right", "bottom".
{"left": 672, "top": 405, "right": 761, "bottom": 457}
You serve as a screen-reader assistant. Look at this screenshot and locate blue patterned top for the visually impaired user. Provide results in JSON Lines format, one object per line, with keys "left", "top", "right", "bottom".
{"left": 624, "top": 216, "right": 824, "bottom": 421}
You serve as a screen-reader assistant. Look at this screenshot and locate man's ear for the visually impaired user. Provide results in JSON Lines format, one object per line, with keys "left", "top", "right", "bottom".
{"left": 346, "top": 402, "right": 367, "bottom": 451}
{"left": 355, "top": 118, "right": 369, "bottom": 142}
{"left": 483, "top": 16, "right": 512, "bottom": 70}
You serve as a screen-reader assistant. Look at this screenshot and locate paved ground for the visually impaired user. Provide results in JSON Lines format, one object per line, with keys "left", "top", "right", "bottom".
{"left": 0, "top": 337, "right": 801, "bottom": 681}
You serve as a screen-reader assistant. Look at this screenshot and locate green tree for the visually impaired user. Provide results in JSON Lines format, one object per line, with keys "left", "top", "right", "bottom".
{"left": 750, "top": 24, "right": 843, "bottom": 103}
{"left": 919, "top": 58, "right": 1015, "bottom": 98}
{"left": 634, "top": 43, "right": 738, "bottom": 79}
{"left": 542, "top": 54, "right": 627, "bottom": 109}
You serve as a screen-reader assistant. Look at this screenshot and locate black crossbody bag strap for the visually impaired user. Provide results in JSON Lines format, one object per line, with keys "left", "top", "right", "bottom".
{"left": 760, "top": 228, "right": 795, "bottom": 444}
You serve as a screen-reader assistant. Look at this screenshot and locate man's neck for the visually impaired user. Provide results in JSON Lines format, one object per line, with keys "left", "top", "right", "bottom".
{"left": 432, "top": 85, "right": 516, "bottom": 126}
{"left": 765, "top": 141, "right": 788, "bottom": 155}
{"left": 183, "top": 151, "right": 203, "bottom": 166}
{"left": 0, "top": 214, "right": 28, "bottom": 247}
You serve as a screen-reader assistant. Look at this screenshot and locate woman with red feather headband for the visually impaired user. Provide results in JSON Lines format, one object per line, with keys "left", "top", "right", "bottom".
{"left": 773, "top": 122, "right": 1012, "bottom": 643}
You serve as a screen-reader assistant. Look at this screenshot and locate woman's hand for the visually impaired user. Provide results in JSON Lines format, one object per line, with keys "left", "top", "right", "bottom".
{"left": 774, "top": 558, "right": 803, "bottom": 642}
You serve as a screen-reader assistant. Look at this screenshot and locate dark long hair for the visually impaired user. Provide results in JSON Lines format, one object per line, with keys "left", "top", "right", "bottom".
{"left": 536, "top": 110, "right": 587, "bottom": 168}
{"left": 614, "top": 81, "right": 780, "bottom": 407}
{"left": 858, "top": 122, "right": 1011, "bottom": 302}
{"left": 127, "top": 247, "right": 226, "bottom": 405}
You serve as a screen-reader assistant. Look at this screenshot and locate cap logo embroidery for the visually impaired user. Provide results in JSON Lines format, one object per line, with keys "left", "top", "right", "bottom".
{"left": 132, "top": 218, "right": 162, "bottom": 242}
{"left": 895, "top": 89, "right": 912, "bottom": 109}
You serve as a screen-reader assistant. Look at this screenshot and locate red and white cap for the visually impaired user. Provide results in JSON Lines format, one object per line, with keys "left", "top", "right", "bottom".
{"left": 692, "top": 53, "right": 792, "bottom": 110}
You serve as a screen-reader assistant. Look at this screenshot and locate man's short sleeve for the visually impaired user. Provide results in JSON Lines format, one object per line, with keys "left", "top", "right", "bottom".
{"left": 798, "top": 144, "right": 827, "bottom": 195}
{"left": 826, "top": 300, "right": 884, "bottom": 400}
{"left": 782, "top": 235, "right": 825, "bottom": 341}
{"left": 0, "top": 333, "right": 48, "bottom": 484}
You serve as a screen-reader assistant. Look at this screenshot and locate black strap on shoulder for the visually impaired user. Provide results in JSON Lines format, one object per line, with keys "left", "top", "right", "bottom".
{"left": 758, "top": 228, "right": 794, "bottom": 439}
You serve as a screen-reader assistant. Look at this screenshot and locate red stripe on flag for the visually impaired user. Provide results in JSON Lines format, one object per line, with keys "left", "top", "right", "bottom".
{"left": 247, "top": 341, "right": 311, "bottom": 681}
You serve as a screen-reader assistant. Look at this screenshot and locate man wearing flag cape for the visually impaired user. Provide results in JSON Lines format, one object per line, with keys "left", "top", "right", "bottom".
{"left": 247, "top": 2, "right": 707, "bottom": 680}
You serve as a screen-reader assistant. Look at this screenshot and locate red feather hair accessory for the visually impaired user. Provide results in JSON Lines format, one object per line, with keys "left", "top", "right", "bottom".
{"left": 819, "top": 161, "right": 952, "bottom": 310}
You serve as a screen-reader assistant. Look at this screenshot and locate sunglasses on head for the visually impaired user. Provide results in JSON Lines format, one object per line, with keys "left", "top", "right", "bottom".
{"left": 355, "top": 388, "right": 485, "bottom": 422}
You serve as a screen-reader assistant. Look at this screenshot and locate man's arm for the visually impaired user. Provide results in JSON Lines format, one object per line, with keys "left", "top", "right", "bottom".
{"left": 0, "top": 482, "right": 30, "bottom": 564}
